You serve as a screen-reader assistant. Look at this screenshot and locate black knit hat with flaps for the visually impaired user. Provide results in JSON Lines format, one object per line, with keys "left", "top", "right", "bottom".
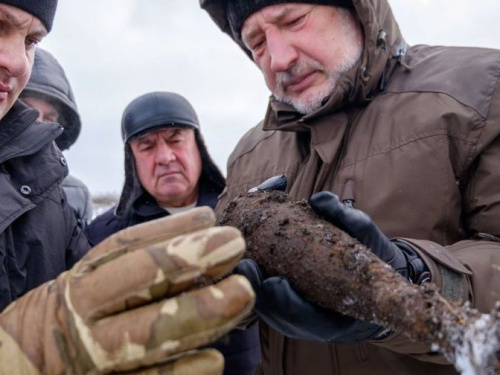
{"left": 226, "top": 0, "right": 353, "bottom": 44}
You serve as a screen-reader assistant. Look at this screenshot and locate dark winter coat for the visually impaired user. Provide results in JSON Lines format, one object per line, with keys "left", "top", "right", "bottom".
{"left": 0, "top": 101, "right": 90, "bottom": 312}
{"left": 202, "top": 0, "right": 500, "bottom": 374}
{"left": 87, "top": 146, "right": 261, "bottom": 375}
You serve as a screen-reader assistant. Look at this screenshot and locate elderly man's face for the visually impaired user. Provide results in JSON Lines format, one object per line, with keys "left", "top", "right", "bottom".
{"left": 130, "top": 127, "right": 202, "bottom": 208}
{"left": 242, "top": 4, "right": 363, "bottom": 114}
{"left": 0, "top": 4, "right": 47, "bottom": 121}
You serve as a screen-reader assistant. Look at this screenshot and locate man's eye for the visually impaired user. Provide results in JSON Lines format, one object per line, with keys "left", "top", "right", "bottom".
{"left": 170, "top": 137, "right": 183, "bottom": 145}
{"left": 251, "top": 38, "right": 265, "bottom": 51}
{"left": 25, "top": 38, "right": 39, "bottom": 50}
{"left": 44, "top": 115, "right": 58, "bottom": 123}
{"left": 286, "top": 15, "right": 305, "bottom": 27}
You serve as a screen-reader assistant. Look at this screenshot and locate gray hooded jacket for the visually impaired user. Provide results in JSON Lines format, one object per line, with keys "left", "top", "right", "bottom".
{"left": 20, "top": 48, "right": 92, "bottom": 226}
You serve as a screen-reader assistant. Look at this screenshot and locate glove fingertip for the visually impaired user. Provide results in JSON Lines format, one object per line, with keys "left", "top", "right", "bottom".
{"left": 309, "top": 191, "right": 338, "bottom": 207}
{"left": 234, "top": 259, "right": 265, "bottom": 289}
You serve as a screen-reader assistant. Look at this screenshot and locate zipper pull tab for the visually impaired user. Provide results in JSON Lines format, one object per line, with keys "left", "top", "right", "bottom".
{"left": 342, "top": 199, "right": 354, "bottom": 208}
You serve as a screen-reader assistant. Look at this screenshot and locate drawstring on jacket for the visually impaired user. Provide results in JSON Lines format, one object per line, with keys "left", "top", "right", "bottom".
{"left": 376, "top": 30, "right": 412, "bottom": 92}
{"left": 394, "top": 43, "right": 411, "bottom": 71}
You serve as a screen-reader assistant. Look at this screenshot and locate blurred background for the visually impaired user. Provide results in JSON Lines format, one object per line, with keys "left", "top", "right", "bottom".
{"left": 40, "top": 0, "right": 500, "bottom": 210}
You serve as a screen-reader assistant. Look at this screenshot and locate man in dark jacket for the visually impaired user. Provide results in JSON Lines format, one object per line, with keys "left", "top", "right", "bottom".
{"left": 0, "top": 0, "right": 90, "bottom": 314}
{"left": 200, "top": 0, "right": 500, "bottom": 374}
{"left": 20, "top": 47, "right": 93, "bottom": 226}
{"left": 87, "top": 91, "right": 261, "bottom": 375}
{"left": 0, "top": 2, "right": 256, "bottom": 374}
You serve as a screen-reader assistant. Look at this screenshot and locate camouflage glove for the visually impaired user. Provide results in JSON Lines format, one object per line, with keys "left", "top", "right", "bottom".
{"left": 0, "top": 207, "right": 254, "bottom": 375}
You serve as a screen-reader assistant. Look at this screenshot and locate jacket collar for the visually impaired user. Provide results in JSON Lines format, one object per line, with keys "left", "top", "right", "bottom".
{"left": 0, "top": 100, "right": 63, "bottom": 163}
{"left": 0, "top": 100, "right": 67, "bottom": 233}
{"left": 130, "top": 179, "right": 221, "bottom": 219}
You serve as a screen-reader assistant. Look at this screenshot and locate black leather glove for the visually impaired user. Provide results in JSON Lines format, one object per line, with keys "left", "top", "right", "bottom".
{"left": 309, "top": 191, "right": 430, "bottom": 284}
{"left": 234, "top": 259, "right": 384, "bottom": 343}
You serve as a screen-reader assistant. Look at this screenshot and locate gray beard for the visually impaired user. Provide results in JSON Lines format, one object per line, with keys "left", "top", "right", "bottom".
{"left": 273, "top": 6, "right": 364, "bottom": 115}
{"left": 274, "top": 52, "right": 361, "bottom": 114}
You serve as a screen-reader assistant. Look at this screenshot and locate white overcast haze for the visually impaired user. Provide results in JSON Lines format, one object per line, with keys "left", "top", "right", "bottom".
{"left": 41, "top": 0, "right": 500, "bottom": 197}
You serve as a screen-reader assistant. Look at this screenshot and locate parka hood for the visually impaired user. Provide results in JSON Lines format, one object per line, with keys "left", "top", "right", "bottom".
{"left": 200, "top": 0, "right": 409, "bottom": 112}
{"left": 20, "top": 48, "right": 81, "bottom": 151}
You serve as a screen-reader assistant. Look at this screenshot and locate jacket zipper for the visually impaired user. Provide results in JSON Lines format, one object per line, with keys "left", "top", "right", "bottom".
{"left": 331, "top": 109, "right": 355, "bottom": 207}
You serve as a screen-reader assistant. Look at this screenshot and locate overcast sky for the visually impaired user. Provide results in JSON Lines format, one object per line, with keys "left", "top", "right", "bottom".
{"left": 40, "top": 0, "right": 500, "bottom": 196}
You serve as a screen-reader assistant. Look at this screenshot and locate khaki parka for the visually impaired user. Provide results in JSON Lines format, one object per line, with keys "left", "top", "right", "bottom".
{"left": 201, "top": 0, "right": 500, "bottom": 374}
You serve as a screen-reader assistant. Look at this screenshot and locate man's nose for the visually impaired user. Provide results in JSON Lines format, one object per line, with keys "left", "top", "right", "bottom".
{"left": 267, "top": 30, "right": 298, "bottom": 73}
{"left": 155, "top": 141, "right": 176, "bottom": 164}
{"left": 0, "top": 38, "right": 31, "bottom": 78}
